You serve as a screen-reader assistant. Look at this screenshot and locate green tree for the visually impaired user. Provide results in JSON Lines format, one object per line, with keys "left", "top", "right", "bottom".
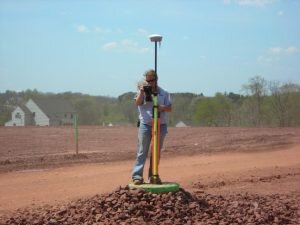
{"left": 169, "top": 93, "right": 199, "bottom": 126}
{"left": 215, "top": 93, "right": 233, "bottom": 126}
{"left": 74, "top": 98, "right": 100, "bottom": 125}
{"left": 118, "top": 92, "right": 137, "bottom": 125}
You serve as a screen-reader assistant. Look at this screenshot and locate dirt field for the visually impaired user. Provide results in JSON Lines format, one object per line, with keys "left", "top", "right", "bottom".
{"left": 1, "top": 126, "right": 298, "bottom": 172}
{"left": 0, "top": 126, "right": 299, "bottom": 223}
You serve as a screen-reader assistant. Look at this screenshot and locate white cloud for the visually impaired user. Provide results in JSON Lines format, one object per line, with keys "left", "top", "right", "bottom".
{"left": 75, "top": 27, "right": 151, "bottom": 54}
{"left": 257, "top": 55, "right": 275, "bottom": 63}
{"left": 269, "top": 47, "right": 283, "bottom": 54}
{"left": 239, "top": 0, "right": 274, "bottom": 6}
{"left": 286, "top": 47, "right": 299, "bottom": 54}
{"left": 77, "top": 25, "right": 89, "bottom": 33}
{"left": 103, "top": 42, "right": 118, "bottom": 50}
{"left": 269, "top": 46, "right": 299, "bottom": 54}
{"left": 102, "top": 39, "right": 150, "bottom": 54}
{"left": 277, "top": 10, "right": 284, "bottom": 16}
{"left": 138, "top": 28, "right": 149, "bottom": 36}
{"left": 224, "top": 0, "right": 274, "bottom": 7}
{"left": 121, "top": 39, "right": 138, "bottom": 50}
{"left": 94, "top": 27, "right": 111, "bottom": 34}
{"left": 183, "top": 35, "right": 189, "bottom": 41}
{"left": 76, "top": 25, "right": 113, "bottom": 34}
{"left": 258, "top": 46, "right": 298, "bottom": 64}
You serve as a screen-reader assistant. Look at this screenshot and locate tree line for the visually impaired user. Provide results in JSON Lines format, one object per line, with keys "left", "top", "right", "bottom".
{"left": 0, "top": 76, "right": 299, "bottom": 127}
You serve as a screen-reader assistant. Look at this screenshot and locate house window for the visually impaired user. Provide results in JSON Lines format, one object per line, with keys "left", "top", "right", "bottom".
{"left": 65, "top": 114, "right": 67, "bottom": 118}
{"left": 15, "top": 112, "right": 21, "bottom": 119}
{"left": 71, "top": 114, "right": 73, "bottom": 119}
{"left": 32, "top": 112, "right": 35, "bottom": 117}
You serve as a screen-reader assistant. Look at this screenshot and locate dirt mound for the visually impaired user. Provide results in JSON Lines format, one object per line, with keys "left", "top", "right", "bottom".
{"left": 1, "top": 186, "right": 299, "bottom": 225}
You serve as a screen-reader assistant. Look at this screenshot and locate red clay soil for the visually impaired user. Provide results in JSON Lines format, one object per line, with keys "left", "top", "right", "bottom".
{"left": 0, "top": 127, "right": 298, "bottom": 171}
{"left": 0, "top": 127, "right": 299, "bottom": 222}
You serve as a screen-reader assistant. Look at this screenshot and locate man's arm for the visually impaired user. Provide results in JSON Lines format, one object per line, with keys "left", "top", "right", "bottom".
{"left": 135, "top": 89, "right": 144, "bottom": 106}
{"left": 159, "top": 104, "right": 172, "bottom": 112}
{"left": 159, "top": 91, "right": 172, "bottom": 112}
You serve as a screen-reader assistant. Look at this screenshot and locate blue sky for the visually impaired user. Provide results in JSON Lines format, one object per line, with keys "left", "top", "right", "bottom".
{"left": 0, "top": 0, "right": 299, "bottom": 97}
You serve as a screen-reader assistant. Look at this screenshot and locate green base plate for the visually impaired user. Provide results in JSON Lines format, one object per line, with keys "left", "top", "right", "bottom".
{"left": 128, "top": 182, "right": 180, "bottom": 193}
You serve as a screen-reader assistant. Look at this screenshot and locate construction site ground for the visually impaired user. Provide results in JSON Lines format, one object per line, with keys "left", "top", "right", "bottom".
{"left": 0, "top": 126, "right": 299, "bottom": 219}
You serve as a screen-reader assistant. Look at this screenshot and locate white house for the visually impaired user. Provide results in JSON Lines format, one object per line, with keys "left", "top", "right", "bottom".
{"left": 175, "top": 121, "right": 188, "bottom": 128}
{"left": 5, "top": 98, "right": 76, "bottom": 126}
{"left": 4, "top": 105, "right": 33, "bottom": 126}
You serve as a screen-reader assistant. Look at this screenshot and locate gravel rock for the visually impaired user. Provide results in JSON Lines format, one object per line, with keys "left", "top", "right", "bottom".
{"left": 0, "top": 186, "right": 299, "bottom": 225}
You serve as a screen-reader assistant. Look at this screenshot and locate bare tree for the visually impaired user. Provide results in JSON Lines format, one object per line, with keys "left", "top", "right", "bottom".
{"left": 242, "top": 76, "right": 268, "bottom": 126}
{"left": 269, "top": 81, "right": 288, "bottom": 126}
{"left": 270, "top": 82, "right": 300, "bottom": 126}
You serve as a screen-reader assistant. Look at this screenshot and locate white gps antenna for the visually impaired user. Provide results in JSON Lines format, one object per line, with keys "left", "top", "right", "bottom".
{"left": 148, "top": 34, "right": 163, "bottom": 75}
{"left": 149, "top": 34, "right": 163, "bottom": 43}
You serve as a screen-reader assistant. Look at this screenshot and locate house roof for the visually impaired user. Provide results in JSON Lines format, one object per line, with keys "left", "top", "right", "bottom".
{"left": 31, "top": 98, "right": 76, "bottom": 117}
{"left": 19, "top": 104, "right": 35, "bottom": 124}
{"left": 18, "top": 104, "right": 32, "bottom": 115}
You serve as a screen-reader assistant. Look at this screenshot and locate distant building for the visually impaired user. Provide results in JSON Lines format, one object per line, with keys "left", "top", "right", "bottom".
{"left": 175, "top": 121, "right": 188, "bottom": 128}
{"left": 5, "top": 98, "right": 76, "bottom": 126}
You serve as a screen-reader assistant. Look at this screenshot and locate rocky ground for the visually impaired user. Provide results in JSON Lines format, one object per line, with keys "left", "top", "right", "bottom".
{"left": 1, "top": 186, "right": 299, "bottom": 225}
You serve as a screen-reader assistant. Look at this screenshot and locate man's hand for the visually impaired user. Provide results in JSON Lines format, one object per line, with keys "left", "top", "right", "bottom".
{"left": 159, "top": 105, "right": 172, "bottom": 112}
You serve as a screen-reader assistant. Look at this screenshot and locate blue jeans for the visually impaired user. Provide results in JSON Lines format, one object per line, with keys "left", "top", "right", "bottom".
{"left": 131, "top": 123, "right": 168, "bottom": 181}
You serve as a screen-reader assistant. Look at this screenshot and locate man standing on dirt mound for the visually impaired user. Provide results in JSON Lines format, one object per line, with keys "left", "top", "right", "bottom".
{"left": 131, "top": 69, "right": 172, "bottom": 185}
